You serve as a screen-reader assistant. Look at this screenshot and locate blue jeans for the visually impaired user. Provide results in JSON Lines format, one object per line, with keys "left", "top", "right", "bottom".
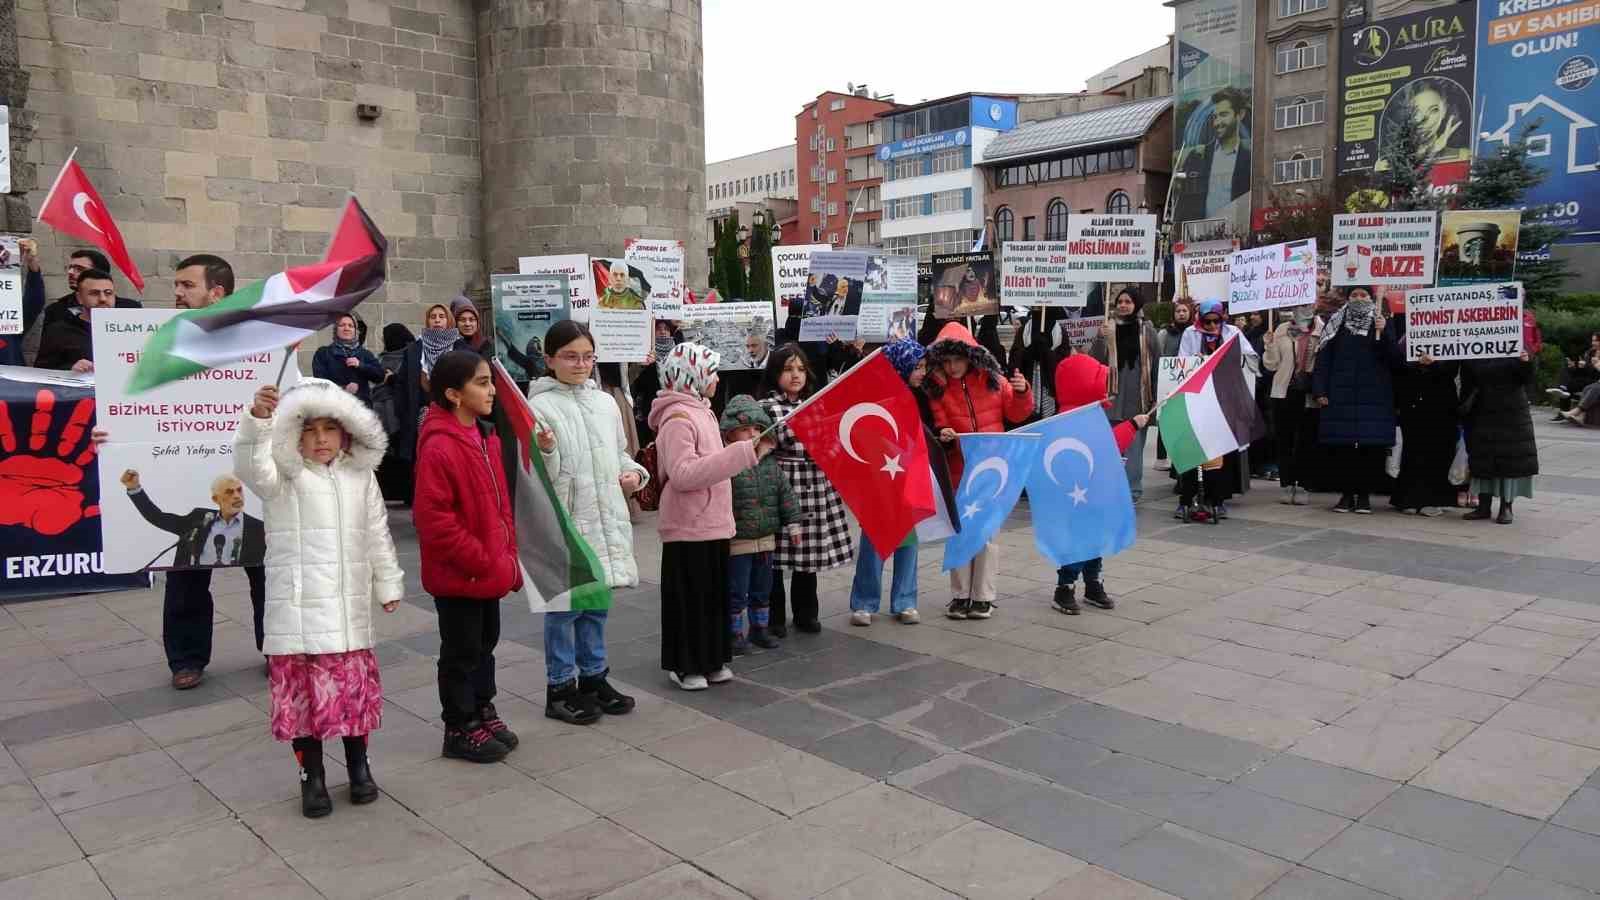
{"left": 1057, "top": 557, "right": 1103, "bottom": 587}
{"left": 850, "top": 533, "right": 918, "bottom": 614}
{"left": 544, "top": 610, "right": 608, "bottom": 685}
{"left": 728, "top": 551, "right": 774, "bottom": 641}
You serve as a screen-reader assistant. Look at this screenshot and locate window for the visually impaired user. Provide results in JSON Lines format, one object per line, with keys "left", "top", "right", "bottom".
{"left": 1275, "top": 37, "right": 1327, "bottom": 74}
{"left": 1106, "top": 190, "right": 1132, "bottom": 214}
{"left": 830, "top": 98, "right": 846, "bottom": 111}
{"left": 931, "top": 189, "right": 965, "bottom": 213}
{"left": 811, "top": 197, "right": 821, "bottom": 212}
{"left": 827, "top": 138, "right": 836, "bottom": 152}
{"left": 812, "top": 227, "right": 822, "bottom": 241}
{"left": 827, "top": 201, "right": 838, "bottom": 216}
{"left": 810, "top": 165, "right": 821, "bottom": 182}
{"left": 1022, "top": 216, "right": 1037, "bottom": 240}
{"left": 1279, "top": 0, "right": 1327, "bottom": 16}
{"left": 827, "top": 169, "right": 838, "bottom": 184}
{"left": 1528, "top": 135, "right": 1552, "bottom": 157}
{"left": 932, "top": 147, "right": 964, "bottom": 173}
{"left": 1275, "top": 93, "right": 1326, "bottom": 130}
{"left": 1273, "top": 149, "right": 1323, "bottom": 184}
{"left": 1045, "top": 199, "right": 1068, "bottom": 240}
{"left": 809, "top": 135, "right": 818, "bottom": 151}
{"left": 887, "top": 196, "right": 921, "bottom": 219}
{"left": 995, "top": 207, "right": 1014, "bottom": 244}
{"left": 789, "top": 168, "right": 795, "bottom": 182}
{"left": 829, "top": 233, "right": 837, "bottom": 245}
{"left": 890, "top": 157, "right": 921, "bottom": 180}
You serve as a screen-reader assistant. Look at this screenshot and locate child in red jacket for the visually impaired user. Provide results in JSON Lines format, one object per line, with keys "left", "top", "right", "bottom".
{"left": 925, "top": 322, "right": 1033, "bottom": 620}
{"left": 413, "top": 351, "right": 522, "bottom": 764}
{"left": 1052, "top": 346, "right": 1150, "bottom": 614}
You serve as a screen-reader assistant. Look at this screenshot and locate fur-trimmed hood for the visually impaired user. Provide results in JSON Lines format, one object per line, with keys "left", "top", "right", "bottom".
{"left": 269, "top": 377, "right": 388, "bottom": 476}
{"left": 926, "top": 322, "right": 1004, "bottom": 398}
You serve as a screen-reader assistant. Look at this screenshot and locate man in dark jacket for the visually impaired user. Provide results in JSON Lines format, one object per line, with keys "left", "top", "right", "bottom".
{"left": 1176, "top": 89, "right": 1252, "bottom": 226}
{"left": 120, "top": 470, "right": 266, "bottom": 568}
{"left": 34, "top": 249, "right": 143, "bottom": 341}
{"left": 35, "top": 269, "right": 117, "bottom": 371}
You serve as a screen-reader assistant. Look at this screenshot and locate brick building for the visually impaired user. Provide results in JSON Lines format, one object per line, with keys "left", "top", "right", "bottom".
{"left": 794, "top": 88, "right": 898, "bottom": 249}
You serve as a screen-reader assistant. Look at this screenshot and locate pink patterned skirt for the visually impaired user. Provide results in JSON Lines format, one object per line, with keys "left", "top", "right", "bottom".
{"left": 267, "top": 650, "right": 383, "bottom": 741}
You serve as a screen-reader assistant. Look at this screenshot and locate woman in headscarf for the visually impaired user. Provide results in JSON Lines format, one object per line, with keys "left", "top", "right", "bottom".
{"left": 1262, "top": 305, "right": 1320, "bottom": 504}
{"left": 1313, "top": 286, "right": 1395, "bottom": 514}
{"left": 1153, "top": 299, "right": 1193, "bottom": 471}
{"left": 1006, "top": 307, "right": 1068, "bottom": 425}
{"left": 1460, "top": 338, "right": 1539, "bottom": 524}
{"left": 1174, "top": 300, "right": 1257, "bottom": 518}
{"left": 373, "top": 323, "right": 415, "bottom": 504}
{"left": 451, "top": 296, "right": 490, "bottom": 357}
{"left": 1089, "top": 288, "right": 1159, "bottom": 501}
{"left": 393, "top": 303, "right": 469, "bottom": 464}
{"left": 1382, "top": 288, "right": 1460, "bottom": 516}
{"left": 312, "top": 313, "right": 387, "bottom": 405}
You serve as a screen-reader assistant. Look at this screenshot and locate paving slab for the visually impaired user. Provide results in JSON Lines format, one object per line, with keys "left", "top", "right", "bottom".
{"left": 1097, "top": 822, "right": 1293, "bottom": 900}
{"left": 1513, "top": 824, "right": 1600, "bottom": 894}
{"left": 1305, "top": 822, "right": 1502, "bottom": 900}
{"left": 1360, "top": 785, "right": 1543, "bottom": 864}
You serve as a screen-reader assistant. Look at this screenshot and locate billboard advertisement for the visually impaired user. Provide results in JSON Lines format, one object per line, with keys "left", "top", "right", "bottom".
{"left": 1336, "top": 4, "right": 1477, "bottom": 209}
{"left": 1475, "top": 0, "right": 1600, "bottom": 244}
{"left": 1173, "top": 0, "right": 1256, "bottom": 237}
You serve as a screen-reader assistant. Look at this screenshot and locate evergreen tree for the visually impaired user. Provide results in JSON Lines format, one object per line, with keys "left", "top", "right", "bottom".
{"left": 709, "top": 219, "right": 723, "bottom": 296}
{"left": 1457, "top": 122, "right": 1572, "bottom": 307}
{"left": 717, "top": 210, "right": 748, "bottom": 299}
{"left": 746, "top": 210, "right": 774, "bottom": 301}
{"left": 1369, "top": 93, "right": 1447, "bottom": 213}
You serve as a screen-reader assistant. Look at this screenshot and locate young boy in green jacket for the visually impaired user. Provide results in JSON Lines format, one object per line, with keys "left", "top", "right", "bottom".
{"left": 721, "top": 395, "right": 801, "bottom": 654}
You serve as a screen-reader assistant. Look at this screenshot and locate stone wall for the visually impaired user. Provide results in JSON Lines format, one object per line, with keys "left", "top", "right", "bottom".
{"left": 14, "top": 0, "right": 483, "bottom": 333}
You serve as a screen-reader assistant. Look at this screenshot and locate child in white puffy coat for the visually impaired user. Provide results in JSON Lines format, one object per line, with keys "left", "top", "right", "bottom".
{"left": 526, "top": 320, "right": 646, "bottom": 724}
{"left": 235, "top": 377, "right": 404, "bottom": 820}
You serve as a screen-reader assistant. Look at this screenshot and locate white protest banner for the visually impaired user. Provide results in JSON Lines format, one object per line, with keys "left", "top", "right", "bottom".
{"left": 772, "top": 243, "right": 830, "bottom": 326}
{"left": 624, "top": 238, "right": 685, "bottom": 316}
{"left": 590, "top": 307, "right": 651, "bottom": 363}
{"left": 1157, "top": 355, "right": 1207, "bottom": 404}
{"left": 0, "top": 235, "right": 20, "bottom": 335}
{"left": 491, "top": 273, "right": 569, "bottom": 382}
{"left": 858, "top": 254, "right": 918, "bottom": 341}
{"left": 678, "top": 301, "right": 776, "bottom": 372}
{"left": 797, "top": 314, "right": 857, "bottom": 342}
{"left": 1403, "top": 282, "right": 1523, "bottom": 362}
{"left": 1227, "top": 238, "right": 1317, "bottom": 314}
{"left": 1001, "top": 241, "right": 1088, "bottom": 307}
{"left": 1332, "top": 212, "right": 1438, "bottom": 286}
{"left": 1172, "top": 239, "right": 1232, "bottom": 302}
{"left": 92, "top": 308, "right": 299, "bottom": 573}
{"left": 519, "top": 253, "right": 595, "bottom": 322}
{"left": 1063, "top": 213, "right": 1158, "bottom": 282}
{"left": 1057, "top": 316, "right": 1104, "bottom": 352}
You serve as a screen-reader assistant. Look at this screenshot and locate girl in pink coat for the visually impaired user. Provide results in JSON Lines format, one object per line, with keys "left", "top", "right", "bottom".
{"left": 647, "top": 343, "right": 771, "bottom": 690}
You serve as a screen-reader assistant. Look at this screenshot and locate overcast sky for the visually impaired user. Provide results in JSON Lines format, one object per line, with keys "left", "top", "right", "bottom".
{"left": 702, "top": 0, "right": 1177, "bottom": 162}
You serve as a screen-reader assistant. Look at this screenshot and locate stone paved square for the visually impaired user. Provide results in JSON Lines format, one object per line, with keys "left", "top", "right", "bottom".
{"left": 3, "top": 422, "right": 1600, "bottom": 898}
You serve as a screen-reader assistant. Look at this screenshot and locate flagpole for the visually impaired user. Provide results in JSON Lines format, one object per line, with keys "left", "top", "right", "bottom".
{"left": 273, "top": 343, "right": 296, "bottom": 387}
{"left": 35, "top": 147, "right": 78, "bottom": 225}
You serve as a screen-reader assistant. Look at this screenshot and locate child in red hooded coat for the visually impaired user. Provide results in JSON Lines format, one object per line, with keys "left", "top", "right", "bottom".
{"left": 1050, "top": 345, "right": 1151, "bottom": 615}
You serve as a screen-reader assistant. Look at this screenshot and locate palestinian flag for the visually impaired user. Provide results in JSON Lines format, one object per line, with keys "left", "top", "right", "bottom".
{"left": 491, "top": 360, "right": 612, "bottom": 613}
{"left": 1158, "top": 334, "right": 1265, "bottom": 475}
{"left": 127, "top": 196, "right": 387, "bottom": 392}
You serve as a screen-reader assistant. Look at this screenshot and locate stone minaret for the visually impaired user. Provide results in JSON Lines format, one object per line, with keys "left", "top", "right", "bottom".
{"left": 476, "top": 0, "right": 706, "bottom": 287}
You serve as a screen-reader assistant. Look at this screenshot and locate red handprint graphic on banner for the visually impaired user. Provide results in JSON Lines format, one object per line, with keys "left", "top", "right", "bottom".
{"left": 0, "top": 388, "right": 100, "bottom": 536}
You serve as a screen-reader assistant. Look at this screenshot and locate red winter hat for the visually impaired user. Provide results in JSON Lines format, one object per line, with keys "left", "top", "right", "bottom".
{"left": 1053, "top": 353, "right": 1113, "bottom": 411}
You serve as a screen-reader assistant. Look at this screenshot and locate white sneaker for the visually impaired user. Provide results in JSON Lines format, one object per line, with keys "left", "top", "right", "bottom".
{"left": 1279, "top": 486, "right": 1296, "bottom": 505}
{"left": 850, "top": 611, "right": 872, "bottom": 626}
{"left": 707, "top": 666, "right": 734, "bottom": 684}
{"left": 897, "top": 609, "right": 920, "bottom": 624}
{"left": 669, "top": 672, "right": 708, "bottom": 691}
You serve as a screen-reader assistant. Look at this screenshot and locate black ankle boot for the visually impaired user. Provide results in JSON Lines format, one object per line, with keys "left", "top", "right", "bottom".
{"left": 1463, "top": 493, "right": 1493, "bottom": 520}
{"left": 1496, "top": 500, "right": 1514, "bottom": 524}
{"left": 1052, "top": 585, "right": 1080, "bottom": 615}
{"left": 342, "top": 736, "right": 378, "bottom": 805}
{"left": 478, "top": 702, "right": 519, "bottom": 750}
{"left": 1084, "top": 581, "right": 1114, "bottom": 610}
{"left": 750, "top": 626, "right": 780, "bottom": 649}
{"left": 545, "top": 681, "right": 600, "bottom": 725}
{"left": 578, "top": 669, "right": 636, "bottom": 716}
{"left": 293, "top": 738, "right": 332, "bottom": 818}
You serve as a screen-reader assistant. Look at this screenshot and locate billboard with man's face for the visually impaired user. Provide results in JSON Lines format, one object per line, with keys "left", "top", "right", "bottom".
{"left": 1172, "top": 0, "right": 1255, "bottom": 239}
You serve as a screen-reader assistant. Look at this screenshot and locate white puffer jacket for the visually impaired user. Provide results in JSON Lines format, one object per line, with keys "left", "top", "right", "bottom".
{"left": 527, "top": 377, "right": 648, "bottom": 588}
{"left": 234, "top": 378, "right": 404, "bottom": 656}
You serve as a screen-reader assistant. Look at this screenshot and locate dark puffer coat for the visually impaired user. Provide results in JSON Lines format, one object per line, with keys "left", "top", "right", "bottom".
{"left": 1461, "top": 358, "right": 1539, "bottom": 479}
{"left": 1313, "top": 328, "right": 1395, "bottom": 448}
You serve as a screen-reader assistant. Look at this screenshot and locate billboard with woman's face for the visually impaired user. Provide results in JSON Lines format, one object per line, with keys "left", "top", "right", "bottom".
{"left": 1336, "top": 4, "right": 1477, "bottom": 210}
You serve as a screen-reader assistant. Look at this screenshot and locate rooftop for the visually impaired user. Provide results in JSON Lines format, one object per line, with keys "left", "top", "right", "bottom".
{"left": 981, "top": 95, "right": 1172, "bottom": 164}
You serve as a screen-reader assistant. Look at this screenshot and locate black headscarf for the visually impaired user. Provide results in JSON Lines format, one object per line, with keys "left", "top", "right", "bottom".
{"left": 381, "top": 323, "right": 414, "bottom": 353}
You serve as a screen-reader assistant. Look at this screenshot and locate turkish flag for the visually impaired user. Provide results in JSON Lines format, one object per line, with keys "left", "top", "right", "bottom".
{"left": 783, "top": 351, "right": 935, "bottom": 557}
{"left": 37, "top": 155, "right": 146, "bottom": 292}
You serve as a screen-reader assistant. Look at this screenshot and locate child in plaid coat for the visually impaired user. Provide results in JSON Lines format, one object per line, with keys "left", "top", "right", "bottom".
{"left": 721, "top": 395, "right": 802, "bottom": 655}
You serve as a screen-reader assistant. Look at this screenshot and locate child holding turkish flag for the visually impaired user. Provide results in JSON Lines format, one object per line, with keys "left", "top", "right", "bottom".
{"left": 924, "top": 322, "right": 1033, "bottom": 620}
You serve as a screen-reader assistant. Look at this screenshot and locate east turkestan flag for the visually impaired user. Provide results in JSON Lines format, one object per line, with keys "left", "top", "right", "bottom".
{"left": 1158, "top": 334, "right": 1264, "bottom": 475}
{"left": 127, "top": 197, "right": 387, "bottom": 392}
{"left": 492, "top": 360, "right": 612, "bottom": 613}
{"left": 942, "top": 432, "right": 1039, "bottom": 571}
